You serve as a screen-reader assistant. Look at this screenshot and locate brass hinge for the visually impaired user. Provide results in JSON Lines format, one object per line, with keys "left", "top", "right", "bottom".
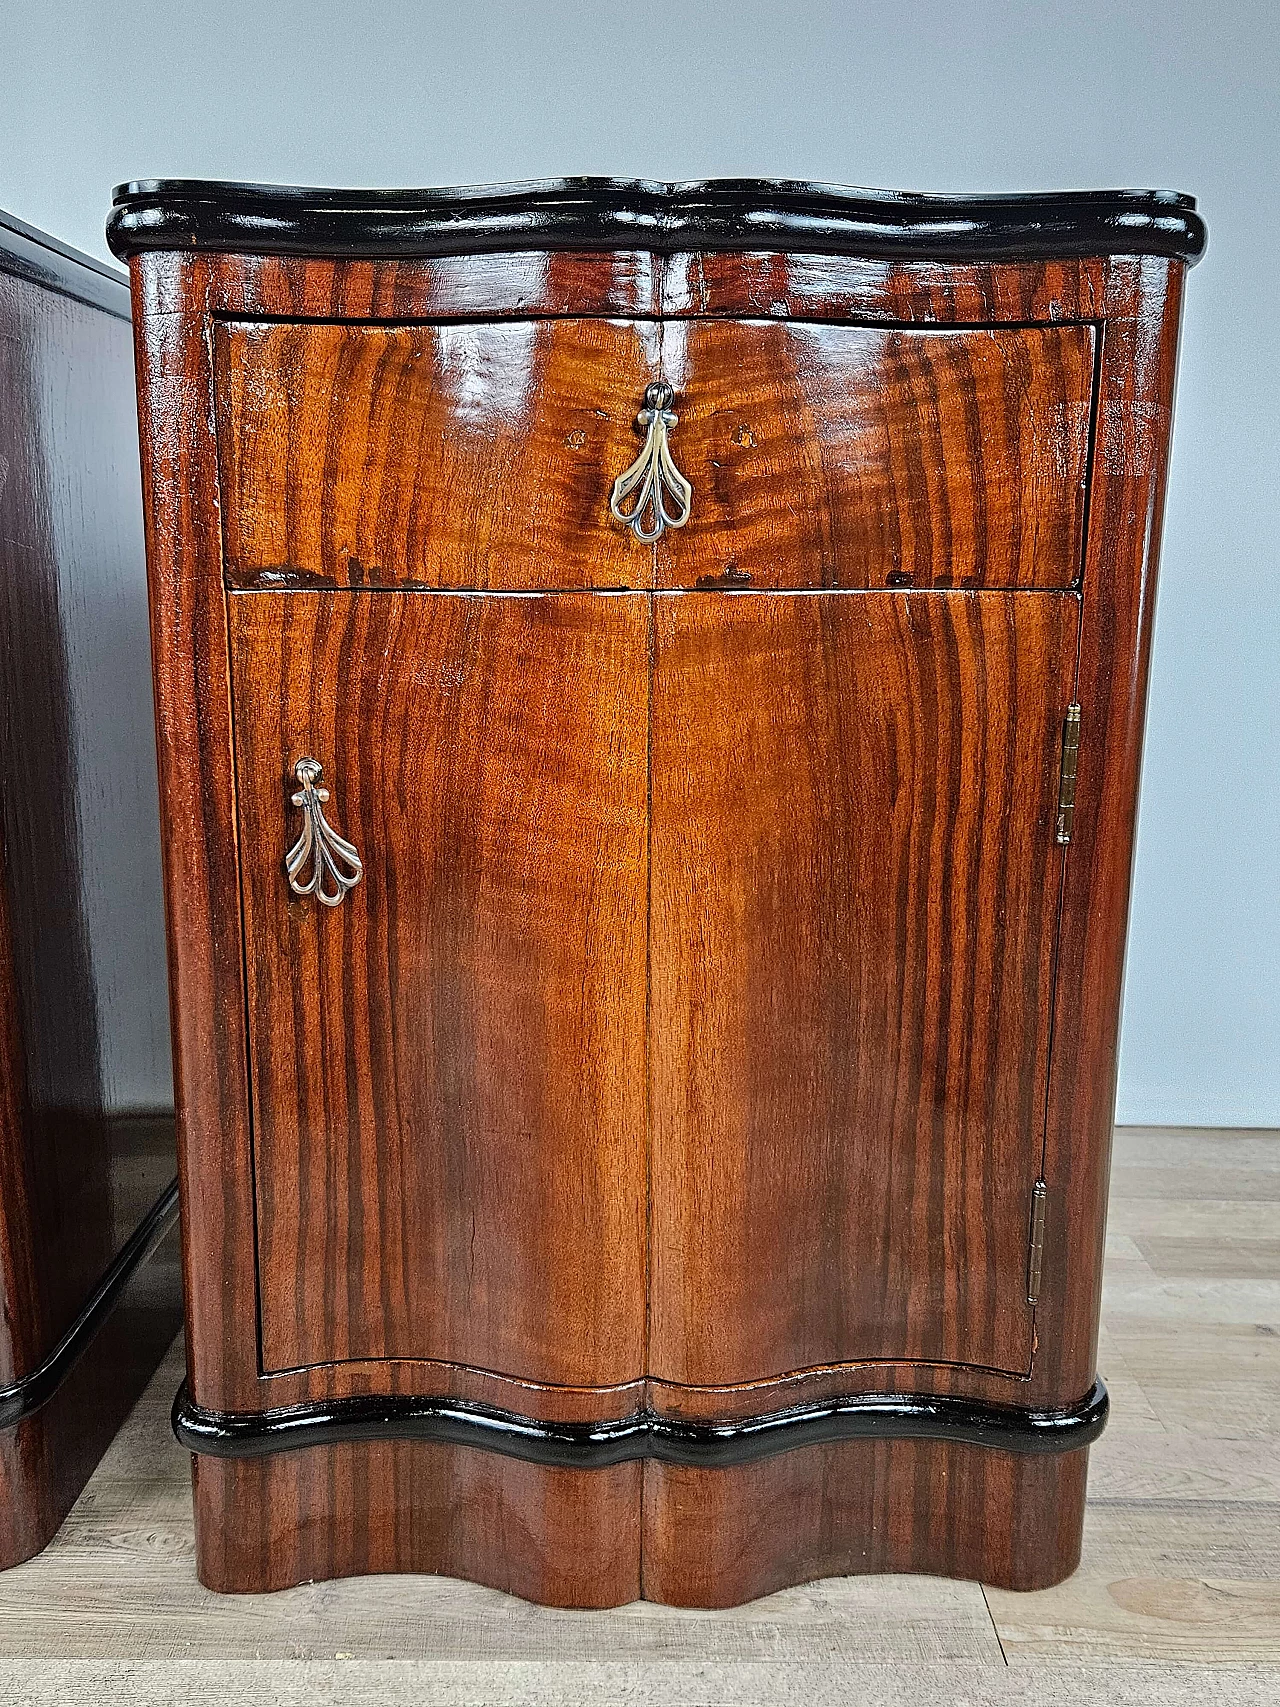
{"left": 1055, "top": 703, "right": 1082, "bottom": 845}
{"left": 1027, "top": 1180, "right": 1048, "bottom": 1305}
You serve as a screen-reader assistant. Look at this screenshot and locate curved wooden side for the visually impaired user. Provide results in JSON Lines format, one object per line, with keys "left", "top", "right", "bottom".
{"left": 188, "top": 1431, "right": 1086, "bottom": 1604}
{"left": 192, "top": 1444, "right": 642, "bottom": 1605}
{"left": 0, "top": 1203, "right": 181, "bottom": 1569}
{"left": 644, "top": 1437, "right": 1089, "bottom": 1605}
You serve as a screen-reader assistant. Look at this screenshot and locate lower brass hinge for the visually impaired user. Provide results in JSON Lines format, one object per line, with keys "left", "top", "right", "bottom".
{"left": 1027, "top": 1180, "right": 1048, "bottom": 1305}
{"left": 1055, "top": 703, "right": 1082, "bottom": 844}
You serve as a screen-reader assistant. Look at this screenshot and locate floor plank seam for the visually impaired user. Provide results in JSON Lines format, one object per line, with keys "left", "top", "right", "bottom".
{"left": 980, "top": 1587, "right": 1010, "bottom": 1666}
{"left": 1087, "top": 1498, "right": 1280, "bottom": 1511}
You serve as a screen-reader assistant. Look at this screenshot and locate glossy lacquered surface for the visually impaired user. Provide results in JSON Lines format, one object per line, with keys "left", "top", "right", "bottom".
{"left": 121, "top": 190, "right": 1195, "bottom": 1604}
{"left": 175, "top": 1375, "right": 1108, "bottom": 1466}
{"left": 229, "top": 587, "right": 1072, "bottom": 1392}
{"left": 643, "top": 1438, "right": 1093, "bottom": 1606}
{"left": 216, "top": 319, "right": 657, "bottom": 589}
{"left": 0, "top": 215, "right": 180, "bottom": 1568}
{"left": 187, "top": 1427, "right": 1094, "bottom": 1603}
{"left": 649, "top": 591, "right": 1077, "bottom": 1385}
{"left": 229, "top": 591, "right": 647, "bottom": 1381}
{"left": 106, "top": 177, "right": 1208, "bottom": 265}
{"left": 0, "top": 206, "right": 133, "bottom": 318}
{"left": 0, "top": 1181, "right": 178, "bottom": 1429}
{"left": 659, "top": 319, "right": 1095, "bottom": 588}
{"left": 216, "top": 317, "right": 1095, "bottom": 591}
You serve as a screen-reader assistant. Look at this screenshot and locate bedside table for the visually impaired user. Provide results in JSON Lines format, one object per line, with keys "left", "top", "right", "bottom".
{"left": 109, "top": 176, "right": 1204, "bottom": 1606}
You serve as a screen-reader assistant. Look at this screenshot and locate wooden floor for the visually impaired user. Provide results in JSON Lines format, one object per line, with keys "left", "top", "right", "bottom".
{"left": 0, "top": 1126, "right": 1277, "bottom": 1704}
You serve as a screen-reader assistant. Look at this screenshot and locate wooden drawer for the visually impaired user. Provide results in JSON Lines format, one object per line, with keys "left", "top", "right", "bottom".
{"left": 214, "top": 315, "right": 1093, "bottom": 593}
{"left": 656, "top": 320, "right": 1097, "bottom": 590}
{"left": 214, "top": 317, "right": 659, "bottom": 590}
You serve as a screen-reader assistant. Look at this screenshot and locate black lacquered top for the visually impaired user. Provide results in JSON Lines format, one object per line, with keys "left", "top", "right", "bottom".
{"left": 2, "top": 205, "right": 130, "bottom": 318}
{"left": 106, "top": 177, "right": 1207, "bottom": 265}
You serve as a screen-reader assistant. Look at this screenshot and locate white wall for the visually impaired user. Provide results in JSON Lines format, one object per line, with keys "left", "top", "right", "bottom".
{"left": 1, "top": 0, "right": 1275, "bottom": 1125}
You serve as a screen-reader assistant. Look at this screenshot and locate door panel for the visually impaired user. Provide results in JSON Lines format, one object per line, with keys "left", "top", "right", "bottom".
{"left": 656, "top": 320, "right": 1096, "bottom": 590}
{"left": 215, "top": 318, "right": 659, "bottom": 590}
{"left": 229, "top": 590, "right": 648, "bottom": 1383}
{"left": 649, "top": 590, "right": 1078, "bottom": 1384}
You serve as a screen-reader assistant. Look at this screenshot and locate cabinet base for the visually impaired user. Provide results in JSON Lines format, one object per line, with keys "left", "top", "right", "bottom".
{"left": 643, "top": 1437, "right": 1089, "bottom": 1605}
{"left": 191, "top": 1432, "right": 1089, "bottom": 1605}
{"left": 192, "top": 1443, "right": 644, "bottom": 1605}
{"left": 0, "top": 1184, "right": 182, "bottom": 1569}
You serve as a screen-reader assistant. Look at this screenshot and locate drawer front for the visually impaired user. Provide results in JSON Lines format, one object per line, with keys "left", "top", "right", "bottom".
{"left": 215, "top": 315, "right": 1094, "bottom": 593}
{"left": 215, "top": 318, "right": 659, "bottom": 590}
{"left": 656, "top": 320, "right": 1096, "bottom": 589}
{"left": 229, "top": 590, "right": 649, "bottom": 1382}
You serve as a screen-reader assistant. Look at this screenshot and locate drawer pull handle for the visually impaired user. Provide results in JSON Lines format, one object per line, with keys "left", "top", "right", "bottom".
{"left": 286, "top": 758, "right": 363, "bottom": 908}
{"left": 609, "top": 383, "right": 692, "bottom": 542}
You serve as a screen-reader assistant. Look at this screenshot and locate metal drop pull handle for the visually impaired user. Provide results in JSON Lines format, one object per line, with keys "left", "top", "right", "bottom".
{"left": 608, "top": 382, "right": 693, "bottom": 542}
{"left": 286, "top": 758, "right": 363, "bottom": 907}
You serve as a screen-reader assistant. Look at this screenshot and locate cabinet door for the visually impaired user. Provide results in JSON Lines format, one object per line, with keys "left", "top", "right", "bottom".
{"left": 228, "top": 590, "right": 648, "bottom": 1385}
{"left": 649, "top": 590, "right": 1078, "bottom": 1385}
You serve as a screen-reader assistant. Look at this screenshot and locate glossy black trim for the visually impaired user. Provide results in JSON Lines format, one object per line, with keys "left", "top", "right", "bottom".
{"left": 107, "top": 179, "right": 1206, "bottom": 266}
{"left": 0, "top": 1180, "right": 180, "bottom": 1430}
{"left": 174, "top": 1374, "right": 1108, "bottom": 1467}
{"left": 0, "top": 206, "right": 131, "bottom": 320}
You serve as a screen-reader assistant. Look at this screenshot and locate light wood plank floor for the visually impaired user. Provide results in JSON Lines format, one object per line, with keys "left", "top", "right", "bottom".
{"left": 1, "top": 1126, "right": 1277, "bottom": 1705}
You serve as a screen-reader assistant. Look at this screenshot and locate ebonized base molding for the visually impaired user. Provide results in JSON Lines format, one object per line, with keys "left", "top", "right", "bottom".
{"left": 178, "top": 1379, "right": 1105, "bottom": 1604}
{"left": 0, "top": 1182, "right": 179, "bottom": 1430}
{"left": 174, "top": 1376, "right": 1107, "bottom": 1467}
{"left": 0, "top": 1181, "right": 181, "bottom": 1569}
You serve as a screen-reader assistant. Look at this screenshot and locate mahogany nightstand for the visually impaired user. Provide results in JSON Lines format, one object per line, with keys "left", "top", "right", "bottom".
{"left": 109, "top": 177, "right": 1204, "bottom": 1606}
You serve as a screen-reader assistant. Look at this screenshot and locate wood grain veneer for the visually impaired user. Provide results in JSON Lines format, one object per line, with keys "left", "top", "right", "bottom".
{"left": 114, "top": 178, "right": 1201, "bottom": 1605}
{"left": 642, "top": 1441, "right": 1090, "bottom": 1605}
{"left": 216, "top": 316, "right": 1094, "bottom": 594}
{"left": 193, "top": 1445, "right": 642, "bottom": 1603}
{"left": 228, "top": 590, "right": 647, "bottom": 1381}
{"left": 0, "top": 210, "right": 180, "bottom": 1568}
{"left": 215, "top": 318, "right": 659, "bottom": 590}
{"left": 657, "top": 320, "right": 1096, "bottom": 590}
{"left": 649, "top": 589, "right": 1078, "bottom": 1386}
